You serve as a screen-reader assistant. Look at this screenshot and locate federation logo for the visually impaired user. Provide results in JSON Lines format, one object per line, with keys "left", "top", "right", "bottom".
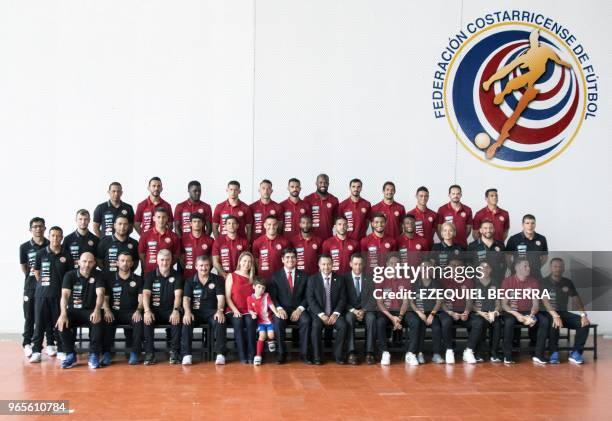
{"left": 434, "top": 13, "right": 598, "bottom": 170}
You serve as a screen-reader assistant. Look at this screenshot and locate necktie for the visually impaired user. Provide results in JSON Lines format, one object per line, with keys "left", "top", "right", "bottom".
{"left": 324, "top": 277, "right": 332, "bottom": 315}
{"left": 287, "top": 271, "right": 294, "bottom": 292}
{"left": 355, "top": 276, "right": 361, "bottom": 296}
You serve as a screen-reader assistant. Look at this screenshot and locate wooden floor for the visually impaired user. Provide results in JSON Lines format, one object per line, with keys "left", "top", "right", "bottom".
{"left": 1, "top": 338, "right": 610, "bottom": 420}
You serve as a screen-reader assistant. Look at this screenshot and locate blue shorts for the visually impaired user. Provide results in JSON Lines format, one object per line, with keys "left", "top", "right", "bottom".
{"left": 258, "top": 323, "right": 274, "bottom": 333}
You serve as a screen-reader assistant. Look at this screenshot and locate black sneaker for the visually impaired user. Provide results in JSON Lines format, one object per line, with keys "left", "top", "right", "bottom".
{"left": 169, "top": 351, "right": 180, "bottom": 364}
{"left": 144, "top": 352, "right": 156, "bottom": 365}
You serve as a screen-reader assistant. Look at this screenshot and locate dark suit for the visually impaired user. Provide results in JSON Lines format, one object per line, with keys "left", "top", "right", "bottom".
{"left": 306, "top": 272, "right": 347, "bottom": 361}
{"left": 269, "top": 267, "right": 311, "bottom": 358}
{"left": 343, "top": 272, "right": 377, "bottom": 354}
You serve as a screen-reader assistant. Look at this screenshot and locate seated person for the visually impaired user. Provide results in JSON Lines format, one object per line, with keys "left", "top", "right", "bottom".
{"left": 472, "top": 261, "right": 502, "bottom": 363}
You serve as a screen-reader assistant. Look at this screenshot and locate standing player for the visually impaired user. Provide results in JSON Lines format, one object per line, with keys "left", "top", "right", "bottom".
{"left": 322, "top": 216, "right": 360, "bottom": 275}
{"left": 280, "top": 178, "right": 311, "bottom": 238}
{"left": 396, "top": 214, "right": 428, "bottom": 267}
{"left": 212, "top": 180, "right": 253, "bottom": 241}
{"left": 468, "top": 220, "right": 506, "bottom": 281}
{"left": 472, "top": 188, "right": 510, "bottom": 242}
{"left": 20, "top": 217, "right": 49, "bottom": 357}
{"left": 408, "top": 187, "right": 438, "bottom": 250}
{"left": 138, "top": 207, "right": 180, "bottom": 275}
{"left": 96, "top": 215, "right": 139, "bottom": 276}
{"left": 338, "top": 178, "right": 371, "bottom": 241}
{"left": 506, "top": 214, "right": 548, "bottom": 279}
{"left": 134, "top": 177, "right": 173, "bottom": 235}
{"left": 361, "top": 213, "right": 397, "bottom": 274}
{"left": 250, "top": 179, "right": 284, "bottom": 241}
{"left": 248, "top": 279, "right": 280, "bottom": 366}
{"left": 212, "top": 216, "right": 250, "bottom": 279}
{"left": 30, "top": 227, "right": 73, "bottom": 363}
{"left": 174, "top": 181, "right": 212, "bottom": 236}
{"left": 180, "top": 213, "right": 214, "bottom": 280}
{"left": 55, "top": 252, "right": 105, "bottom": 369}
{"left": 289, "top": 215, "right": 322, "bottom": 275}
{"left": 251, "top": 215, "right": 290, "bottom": 280}
{"left": 92, "top": 182, "right": 135, "bottom": 237}
{"left": 304, "top": 174, "right": 339, "bottom": 240}
{"left": 63, "top": 209, "right": 99, "bottom": 269}
{"left": 436, "top": 185, "right": 473, "bottom": 249}
{"left": 371, "top": 181, "right": 405, "bottom": 239}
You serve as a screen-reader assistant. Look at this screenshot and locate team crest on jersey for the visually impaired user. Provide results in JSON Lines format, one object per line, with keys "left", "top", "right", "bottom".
{"left": 89, "top": 277, "right": 95, "bottom": 283}
{"left": 428, "top": 216, "right": 434, "bottom": 222}
{"left": 361, "top": 207, "right": 367, "bottom": 213}
{"left": 202, "top": 244, "right": 208, "bottom": 250}
{"left": 88, "top": 240, "right": 94, "bottom": 246}
{"left": 299, "top": 208, "right": 306, "bottom": 214}
{"left": 237, "top": 244, "right": 243, "bottom": 250}
{"left": 130, "top": 281, "right": 136, "bottom": 287}
{"left": 562, "top": 286, "right": 569, "bottom": 292}
{"left": 384, "top": 243, "right": 390, "bottom": 249}
{"left": 536, "top": 240, "right": 541, "bottom": 246}
{"left": 270, "top": 210, "right": 276, "bottom": 215}
{"left": 238, "top": 211, "right": 244, "bottom": 217}
{"left": 122, "top": 209, "right": 128, "bottom": 215}
{"left": 275, "top": 244, "right": 282, "bottom": 250}
{"left": 434, "top": 13, "right": 597, "bottom": 170}
{"left": 165, "top": 237, "right": 171, "bottom": 244}
{"left": 460, "top": 212, "right": 466, "bottom": 218}
{"left": 127, "top": 243, "right": 133, "bottom": 249}
{"left": 198, "top": 208, "right": 204, "bottom": 213}
{"left": 169, "top": 277, "right": 175, "bottom": 283}
{"left": 326, "top": 203, "right": 332, "bottom": 209}
{"left": 312, "top": 243, "right": 318, "bottom": 249}
{"left": 60, "top": 257, "right": 66, "bottom": 263}
{"left": 348, "top": 245, "right": 354, "bottom": 251}
{"left": 24, "top": 295, "right": 29, "bottom": 302}
{"left": 416, "top": 244, "right": 422, "bottom": 250}
{"left": 394, "top": 211, "right": 399, "bottom": 216}
{"left": 495, "top": 246, "right": 501, "bottom": 251}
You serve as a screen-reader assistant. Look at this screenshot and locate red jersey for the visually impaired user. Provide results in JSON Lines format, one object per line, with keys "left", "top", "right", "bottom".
{"left": 252, "top": 235, "right": 290, "bottom": 279}
{"left": 279, "top": 198, "right": 311, "bottom": 237}
{"left": 360, "top": 233, "right": 397, "bottom": 271}
{"left": 379, "top": 276, "right": 411, "bottom": 311}
{"left": 440, "top": 277, "right": 474, "bottom": 313}
{"left": 212, "top": 200, "right": 253, "bottom": 238}
{"left": 338, "top": 197, "right": 371, "bottom": 241}
{"left": 396, "top": 234, "right": 428, "bottom": 267}
{"left": 290, "top": 233, "right": 322, "bottom": 275}
{"left": 407, "top": 206, "right": 438, "bottom": 250}
{"left": 226, "top": 272, "right": 252, "bottom": 314}
{"left": 321, "top": 235, "right": 359, "bottom": 274}
{"left": 501, "top": 275, "right": 540, "bottom": 312}
{"left": 247, "top": 292, "right": 274, "bottom": 324}
{"left": 371, "top": 201, "right": 406, "bottom": 239}
{"left": 304, "top": 192, "right": 339, "bottom": 240}
{"left": 436, "top": 202, "right": 473, "bottom": 249}
{"left": 212, "top": 235, "right": 250, "bottom": 274}
{"left": 137, "top": 227, "right": 180, "bottom": 274}
{"left": 174, "top": 199, "right": 212, "bottom": 235}
{"left": 181, "top": 232, "right": 214, "bottom": 279}
{"left": 135, "top": 197, "right": 174, "bottom": 234}
{"left": 249, "top": 199, "right": 284, "bottom": 241}
{"left": 473, "top": 206, "right": 510, "bottom": 243}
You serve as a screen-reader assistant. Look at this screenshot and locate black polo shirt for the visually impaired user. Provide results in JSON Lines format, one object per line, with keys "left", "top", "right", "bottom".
{"left": 106, "top": 272, "right": 143, "bottom": 312}
{"left": 19, "top": 238, "right": 50, "bottom": 291}
{"left": 472, "top": 280, "right": 499, "bottom": 312}
{"left": 184, "top": 273, "right": 225, "bottom": 312}
{"left": 468, "top": 238, "right": 506, "bottom": 281}
{"left": 93, "top": 200, "right": 135, "bottom": 237}
{"left": 96, "top": 234, "right": 139, "bottom": 275}
{"left": 429, "top": 241, "right": 465, "bottom": 267}
{"left": 34, "top": 247, "right": 73, "bottom": 298}
{"left": 412, "top": 279, "right": 441, "bottom": 312}
{"left": 62, "top": 269, "right": 105, "bottom": 310}
{"left": 63, "top": 230, "right": 99, "bottom": 268}
{"left": 540, "top": 276, "right": 577, "bottom": 312}
{"left": 143, "top": 269, "right": 183, "bottom": 311}
{"left": 506, "top": 231, "right": 548, "bottom": 277}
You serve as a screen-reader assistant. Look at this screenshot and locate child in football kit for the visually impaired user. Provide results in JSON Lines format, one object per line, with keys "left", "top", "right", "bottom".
{"left": 247, "top": 278, "right": 280, "bottom": 366}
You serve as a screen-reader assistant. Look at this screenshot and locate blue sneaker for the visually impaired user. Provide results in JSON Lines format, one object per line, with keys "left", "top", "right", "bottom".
{"left": 88, "top": 353, "right": 100, "bottom": 369}
{"left": 100, "top": 352, "right": 112, "bottom": 367}
{"left": 61, "top": 353, "right": 77, "bottom": 369}
{"left": 549, "top": 352, "right": 560, "bottom": 364}
{"left": 569, "top": 351, "right": 584, "bottom": 365}
{"left": 128, "top": 352, "right": 139, "bottom": 365}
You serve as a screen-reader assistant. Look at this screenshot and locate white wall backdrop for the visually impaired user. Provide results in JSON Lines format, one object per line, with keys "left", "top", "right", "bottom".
{"left": 1, "top": 0, "right": 611, "bottom": 333}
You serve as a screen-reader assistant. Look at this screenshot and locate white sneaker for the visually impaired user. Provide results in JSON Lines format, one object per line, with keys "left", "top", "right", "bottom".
{"left": 380, "top": 351, "right": 391, "bottom": 366}
{"left": 417, "top": 352, "right": 425, "bottom": 364}
{"left": 46, "top": 345, "right": 57, "bottom": 357}
{"left": 432, "top": 353, "right": 444, "bottom": 364}
{"left": 182, "top": 355, "right": 192, "bottom": 365}
{"left": 445, "top": 349, "right": 455, "bottom": 364}
{"left": 253, "top": 356, "right": 262, "bottom": 366}
{"left": 24, "top": 344, "right": 33, "bottom": 358}
{"left": 57, "top": 352, "right": 66, "bottom": 361}
{"left": 268, "top": 341, "right": 276, "bottom": 352}
{"left": 463, "top": 348, "right": 477, "bottom": 364}
{"left": 29, "top": 352, "right": 42, "bottom": 363}
{"left": 215, "top": 354, "right": 226, "bottom": 365}
{"left": 405, "top": 352, "right": 419, "bottom": 366}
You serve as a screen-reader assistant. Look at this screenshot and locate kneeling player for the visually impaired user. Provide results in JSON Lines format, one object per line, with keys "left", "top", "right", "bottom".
{"left": 102, "top": 252, "right": 144, "bottom": 365}
{"left": 142, "top": 249, "right": 183, "bottom": 365}
{"left": 55, "top": 252, "right": 105, "bottom": 369}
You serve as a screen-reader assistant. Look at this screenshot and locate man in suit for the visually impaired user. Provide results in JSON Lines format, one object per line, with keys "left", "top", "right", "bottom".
{"left": 269, "top": 247, "right": 312, "bottom": 364}
{"left": 307, "top": 254, "right": 348, "bottom": 365}
{"left": 344, "top": 253, "right": 377, "bottom": 365}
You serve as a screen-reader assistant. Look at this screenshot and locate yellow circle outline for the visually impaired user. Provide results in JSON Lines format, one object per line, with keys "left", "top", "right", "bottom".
{"left": 443, "top": 21, "right": 588, "bottom": 171}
